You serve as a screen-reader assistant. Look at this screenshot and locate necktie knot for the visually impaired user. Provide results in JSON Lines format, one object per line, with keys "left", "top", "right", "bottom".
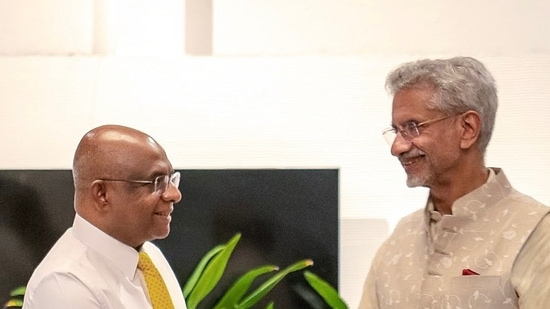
{"left": 138, "top": 252, "right": 155, "bottom": 272}
{"left": 138, "top": 252, "right": 175, "bottom": 309}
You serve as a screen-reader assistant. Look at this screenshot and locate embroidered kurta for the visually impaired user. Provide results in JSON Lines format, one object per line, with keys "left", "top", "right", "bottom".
{"left": 359, "top": 168, "right": 550, "bottom": 309}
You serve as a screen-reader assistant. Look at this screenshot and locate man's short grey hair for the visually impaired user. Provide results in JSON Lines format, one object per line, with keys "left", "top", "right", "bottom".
{"left": 385, "top": 56, "right": 498, "bottom": 154}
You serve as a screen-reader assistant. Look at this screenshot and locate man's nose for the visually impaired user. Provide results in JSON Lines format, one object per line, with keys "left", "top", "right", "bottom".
{"left": 390, "top": 132, "right": 412, "bottom": 157}
{"left": 163, "top": 182, "right": 182, "bottom": 203}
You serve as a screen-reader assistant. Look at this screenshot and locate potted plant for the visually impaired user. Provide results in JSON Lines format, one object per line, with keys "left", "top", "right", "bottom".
{"left": 182, "top": 233, "right": 347, "bottom": 309}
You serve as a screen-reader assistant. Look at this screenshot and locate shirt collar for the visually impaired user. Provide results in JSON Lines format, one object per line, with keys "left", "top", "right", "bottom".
{"left": 426, "top": 167, "right": 510, "bottom": 221}
{"left": 73, "top": 214, "right": 139, "bottom": 279}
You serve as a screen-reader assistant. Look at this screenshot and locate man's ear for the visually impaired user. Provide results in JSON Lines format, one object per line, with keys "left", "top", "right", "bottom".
{"left": 91, "top": 180, "right": 110, "bottom": 212}
{"left": 459, "top": 110, "right": 482, "bottom": 150}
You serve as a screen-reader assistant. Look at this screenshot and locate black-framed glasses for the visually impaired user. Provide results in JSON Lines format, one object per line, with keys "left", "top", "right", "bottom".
{"left": 98, "top": 171, "right": 181, "bottom": 195}
{"left": 382, "top": 114, "right": 458, "bottom": 145}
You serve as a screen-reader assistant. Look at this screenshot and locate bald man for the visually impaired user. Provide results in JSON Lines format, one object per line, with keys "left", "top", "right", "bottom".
{"left": 23, "top": 125, "right": 187, "bottom": 309}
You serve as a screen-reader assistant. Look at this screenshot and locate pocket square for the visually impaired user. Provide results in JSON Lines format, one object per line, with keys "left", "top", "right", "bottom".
{"left": 462, "top": 268, "right": 480, "bottom": 276}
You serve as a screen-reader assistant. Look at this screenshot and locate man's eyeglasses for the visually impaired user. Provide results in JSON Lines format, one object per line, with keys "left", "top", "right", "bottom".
{"left": 382, "top": 114, "right": 458, "bottom": 145}
{"left": 98, "top": 171, "right": 181, "bottom": 195}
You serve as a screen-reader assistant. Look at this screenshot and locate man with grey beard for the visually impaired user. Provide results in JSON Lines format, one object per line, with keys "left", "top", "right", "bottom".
{"left": 359, "top": 57, "right": 550, "bottom": 309}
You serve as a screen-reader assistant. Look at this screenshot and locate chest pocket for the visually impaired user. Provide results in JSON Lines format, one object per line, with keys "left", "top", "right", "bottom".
{"left": 445, "top": 275, "right": 517, "bottom": 309}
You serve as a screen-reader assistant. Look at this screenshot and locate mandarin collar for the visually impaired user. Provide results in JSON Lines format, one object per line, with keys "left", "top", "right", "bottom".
{"left": 425, "top": 168, "right": 510, "bottom": 221}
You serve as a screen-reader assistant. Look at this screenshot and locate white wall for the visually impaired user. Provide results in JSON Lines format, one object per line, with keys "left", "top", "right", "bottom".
{"left": 1, "top": 1, "right": 550, "bottom": 307}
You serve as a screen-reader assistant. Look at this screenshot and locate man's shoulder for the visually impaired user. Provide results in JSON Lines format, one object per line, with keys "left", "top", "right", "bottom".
{"left": 384, "top": 208, "right": 426, "bottom": 237}
{"left": 26, "top": 229, "right": 95, "bottom": 289}
{"left": 396, "top": 208, "right": 425, "bottom": 225}
{"left": 507, "top": 189, "right": 550, "bottom": 210}
{"left": 493, "top": 168, "right": 549, "bottom": 210}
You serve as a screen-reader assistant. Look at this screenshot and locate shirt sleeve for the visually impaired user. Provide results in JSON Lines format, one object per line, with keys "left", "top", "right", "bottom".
{"left": 511, "top": 212, "right": 550, "bottom": 308}
{"left": 23, "top": 272, "right": 104, "bottom": 309}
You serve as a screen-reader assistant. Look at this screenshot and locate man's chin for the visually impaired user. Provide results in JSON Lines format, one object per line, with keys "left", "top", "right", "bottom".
{"left": 406, "top": 176, "right": 426, "bottom": 188}
{"left": 152, "top": 229, "right": 171, "bottom": 240}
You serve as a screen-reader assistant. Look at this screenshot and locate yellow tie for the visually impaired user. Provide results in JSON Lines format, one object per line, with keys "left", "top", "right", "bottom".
{"left": 138, "top": 252, "right": 175, "bottom": 309}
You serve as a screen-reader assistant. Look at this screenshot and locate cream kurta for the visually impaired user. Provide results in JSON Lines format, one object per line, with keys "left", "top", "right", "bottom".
{"left": 359, "top": 168, "right": 550, "bottom": 309}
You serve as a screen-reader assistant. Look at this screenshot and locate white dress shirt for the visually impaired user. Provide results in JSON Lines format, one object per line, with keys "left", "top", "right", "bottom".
{"left": 23, "top": 215, "right": 187, "bottom": 309}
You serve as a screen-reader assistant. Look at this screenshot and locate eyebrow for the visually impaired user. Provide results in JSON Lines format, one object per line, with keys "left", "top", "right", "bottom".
{"left": 153, "top": 169, "right": 176, "bottom": 178}
{"left": 391, "top": 118, "right": 420, "bottom": 128}
{"left": 127, "top": 170, "right": 171, "bottom": 181}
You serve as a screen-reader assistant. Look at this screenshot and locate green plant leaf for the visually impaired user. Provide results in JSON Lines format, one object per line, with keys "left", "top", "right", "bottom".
{"left": 214, "top": 264, "right": 279, "bottom": 309}
{"left": 304, "top": 271, "right": 348, "bottom": 309}
{"left": 235, "top": 259, "right": 314, "bottom": 309}
{"left": 182, "top": 244, "right": 225, "bottom": 298}
{"left": 186, "top": 233, "right": 241, "bottom": 309}
{"left": 4, "top": 298, "right": 23, "bottom": 307}
{"left": 9, "top": 286, "right": 26, "bottom": 297}
{"left": 265, "top": 301, "right": 275, "bottom": 309}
